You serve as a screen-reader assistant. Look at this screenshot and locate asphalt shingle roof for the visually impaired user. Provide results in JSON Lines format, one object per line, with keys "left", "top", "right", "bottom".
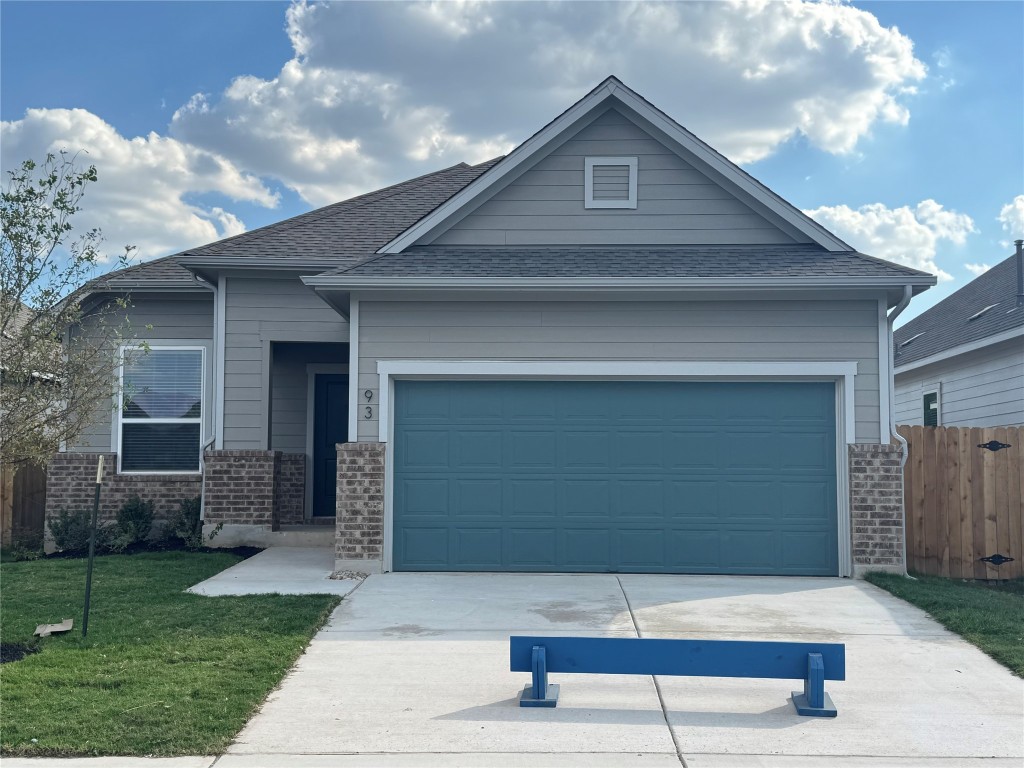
{"left": 321, "top": 245, "right": 933, "bottom": 279}
{"left": 894, "top": 252, "right": 1024, "bottom": 367}
{"left": 89, "top": 159, "right": 502, "bottom": 291}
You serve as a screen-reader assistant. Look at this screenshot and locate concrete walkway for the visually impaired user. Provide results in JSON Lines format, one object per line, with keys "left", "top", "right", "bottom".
{"left": 9, "top": 574, "right": 1022, "bottom": 767}
{"left": 186, "top": 547, "right": 360, "bottom": 596}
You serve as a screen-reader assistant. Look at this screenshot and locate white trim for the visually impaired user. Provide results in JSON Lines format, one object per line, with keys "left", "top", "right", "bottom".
{"left": 116, "top": 345, "right": 207, "bottom": 476}
{"left": 893, "top": 325, "right": 1024, "bottom": 374}
{"left": 305, "top": 363, "right": 350, "bottom": 520}
{"left": 584, "top": 156, "right": 637, "bottom": 209}
{"left": 375, "top": 359, "right": 858, "bottom": 575}
{"left": 214, "top": 275, "right": 226, "bottom": 449}
{"left": 348, "top": 297, "right": 360, "bottom": 442}
{"left": 379, "top": 77, "right": 852, "bottom": 253}
{"left": 878, "top": 298, "right": 891, "bottom": 445}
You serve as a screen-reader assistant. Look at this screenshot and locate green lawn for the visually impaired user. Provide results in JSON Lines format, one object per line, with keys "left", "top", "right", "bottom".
{"left": 866, "top": 572, "right": 1024, "bottom": 677}
{"left": 0, "top": 551, "right": 340, "bottom": 756}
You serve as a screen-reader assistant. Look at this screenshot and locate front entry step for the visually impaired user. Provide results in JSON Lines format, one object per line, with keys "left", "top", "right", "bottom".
{"left": 205, "top": 523, "right": 334, "bottom": 549}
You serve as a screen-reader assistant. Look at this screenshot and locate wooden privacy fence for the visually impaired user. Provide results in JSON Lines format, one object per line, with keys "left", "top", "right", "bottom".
{"left": 0, "top": 463, "right": 47, "bottom": 547}
{"left": 898, "top": 425, "right": 1023, "bottom": 580}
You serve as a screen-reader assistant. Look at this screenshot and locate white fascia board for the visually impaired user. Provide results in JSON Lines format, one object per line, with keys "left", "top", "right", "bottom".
{"left": 378, "top": 77, "right": 852, "bottom": 254}
{"left": 893, "top": 325, "right": 1024, "bottom": 375}
{"left": 303, "top": 275, "right": 936, "bottom": 291}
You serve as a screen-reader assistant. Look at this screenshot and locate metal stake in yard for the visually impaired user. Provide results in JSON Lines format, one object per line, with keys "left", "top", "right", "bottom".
{"left": 82, "top": 454, "right": 104, "bottom": 638}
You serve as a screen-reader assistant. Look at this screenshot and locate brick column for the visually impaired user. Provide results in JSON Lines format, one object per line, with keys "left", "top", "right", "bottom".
{"left": 274, "top": 453, "right": 306, "bottom": 525}
{"left": 849, "top": 443, "right": 906, "bottom": 576}
{"left": 335, "top": 442, "right": 385, "bottom": 573}
{"left": 202, "top": 450, "right": 279, "bottom": 529}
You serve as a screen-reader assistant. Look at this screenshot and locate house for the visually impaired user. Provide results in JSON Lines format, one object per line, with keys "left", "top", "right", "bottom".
{"left": 894, "top": 244, "right": 1024, "bottom": 428}
{"left": 49, "top": 77, "right": 937, "bottom": 577}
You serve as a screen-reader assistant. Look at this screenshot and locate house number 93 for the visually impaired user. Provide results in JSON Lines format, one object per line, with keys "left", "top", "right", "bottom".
{"left": 363, "top": 390, "right": 373, "bottom": 419}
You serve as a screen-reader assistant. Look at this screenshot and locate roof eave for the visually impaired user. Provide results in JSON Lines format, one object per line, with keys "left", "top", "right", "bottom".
{"left": 894, "top": 324, "right": 1024, "bottom": 374}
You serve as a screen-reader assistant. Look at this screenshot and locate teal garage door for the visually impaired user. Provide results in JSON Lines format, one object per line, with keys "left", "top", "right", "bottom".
{"left": 393, "top": 380, "right": 837, "bottom": 575}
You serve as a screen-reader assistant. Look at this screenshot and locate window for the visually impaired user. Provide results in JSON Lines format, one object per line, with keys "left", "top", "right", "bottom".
{"left": 118, "top": 347, "right": 204, "bottom": 473}
{"left": 923, "top": 389, "right": 940, "bottom": 427}
{"left": 584, "top": 156, "right": 638, "bottom": 209}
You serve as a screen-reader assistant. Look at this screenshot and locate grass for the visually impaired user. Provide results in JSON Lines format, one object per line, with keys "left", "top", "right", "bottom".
{"left": 866, "top": 572, "right": 1024, "bottom": 677}
{"left": 0, "top": 551, "right": 340, "bottom": 756}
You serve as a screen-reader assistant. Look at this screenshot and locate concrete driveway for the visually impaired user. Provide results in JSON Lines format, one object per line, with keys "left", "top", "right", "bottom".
{"left": 223, "top": 574, "right": 1023, "bottom": 767}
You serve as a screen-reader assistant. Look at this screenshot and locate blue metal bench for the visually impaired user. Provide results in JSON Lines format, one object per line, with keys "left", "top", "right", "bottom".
{"left": 510, "top": 635, "right": 845, "bottom": 717}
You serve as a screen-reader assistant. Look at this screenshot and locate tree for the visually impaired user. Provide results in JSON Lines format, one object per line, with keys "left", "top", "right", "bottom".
{"left": 1, "top": 151, "right": 140, "bottom": 468}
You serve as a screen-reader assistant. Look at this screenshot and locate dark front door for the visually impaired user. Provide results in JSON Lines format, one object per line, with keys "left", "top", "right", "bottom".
{"left": 313, "top": 374, "right": 349, "bottom": 517}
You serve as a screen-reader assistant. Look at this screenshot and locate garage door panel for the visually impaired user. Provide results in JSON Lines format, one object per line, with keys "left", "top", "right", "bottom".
{"left": 561, "top": 479, "right": 611, "bottom": 516}
{"left": 393, "top": 380, "right": 838, "bottom": 574}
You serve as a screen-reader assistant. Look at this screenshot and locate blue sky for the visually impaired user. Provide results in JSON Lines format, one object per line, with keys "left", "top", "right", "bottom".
{"left": 2, "top": 1, "right": 1021, "bottom": 323}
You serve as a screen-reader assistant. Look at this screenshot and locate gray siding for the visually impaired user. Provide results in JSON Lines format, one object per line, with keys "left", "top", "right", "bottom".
{"left": 429, "top": 108, "right": 804, "bottom": 247}
{"left": 894, "top": 339, "right": 1024, "bottom": 427}
{"left": 356, "top": 299, "right": 881, "bottom": 443}
{"left": 224, "top": 277, "right": 349, "bottom": 450}
{"left": 270, "top": 343, "right": 348, "bottom": 454}
{"left": 70, "top": 293, "right": 214, "bottom": 452}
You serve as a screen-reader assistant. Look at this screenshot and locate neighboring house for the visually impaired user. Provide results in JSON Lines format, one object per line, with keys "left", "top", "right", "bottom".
{"left": 50, "top": 77, "right": 936, "bottom": 578}
{"left": 894, "top": 246, "right": 1024, "bottom": 428}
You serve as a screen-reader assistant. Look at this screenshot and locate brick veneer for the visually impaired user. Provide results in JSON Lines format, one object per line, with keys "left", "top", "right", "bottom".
{"left": 849, "top": 443, "right": 906, "bottom": 574}
{"left": 202, "top": 450, "right": 278, "bottom": 528}
{"left": 335, "top": 442, "right": 385, "bottom": 570}
{"left": 274, "top": 452, "right": 306, "bottom": 525}
{"left": 45, "top": 452, "right": 201, "bottom": 527}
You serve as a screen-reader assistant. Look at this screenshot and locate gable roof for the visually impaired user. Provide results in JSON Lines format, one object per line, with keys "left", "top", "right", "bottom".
{"left": 894, "top": 252, "right": 1024, "bottom": 368}
{"left": 379, "top": 76, "right": 852, "bottom": 254}
{"left": 318, "top": 244, "right": 932, "bottom": 281}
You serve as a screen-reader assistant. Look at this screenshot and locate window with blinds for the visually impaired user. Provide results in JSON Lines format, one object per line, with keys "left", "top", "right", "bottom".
{"left": 584, "top": 156, "right": 638, "bottom": 209}
{"left": 119, "top": 347, "right": 204, "bottom": 473}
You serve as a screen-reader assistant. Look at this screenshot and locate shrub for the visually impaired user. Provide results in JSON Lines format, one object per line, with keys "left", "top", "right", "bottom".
{"left": 108, "top": 495, "right": 154, "bottom": 552}
{"left": 164, "top": 496, "right": 203, "bottom": 550}
{"left": 48, "top": 507, "right": 108, "bottom": 555}
{"left": 5, "top": 530, "right": 44, "bottom": 561}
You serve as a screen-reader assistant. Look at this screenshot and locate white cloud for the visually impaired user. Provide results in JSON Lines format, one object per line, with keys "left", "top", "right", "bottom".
{"left": 1, "top": 109, "right": 277, "bottom": 260}
{"left": 964, "top": 263, "right": 991, "bottom": 277}
{"left": 169, "top": 0, "right": 927, "bottom": 204}
{"left": 998, "top": 194, "right": 1024, "bottom": 243}
{"left": 803, "top": 200, "right": 977, "bottom": 280}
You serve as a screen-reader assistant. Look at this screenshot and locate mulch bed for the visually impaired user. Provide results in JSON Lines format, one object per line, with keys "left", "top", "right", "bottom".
{"left": 0, "top": 642, "right": 39, "bottom": 664}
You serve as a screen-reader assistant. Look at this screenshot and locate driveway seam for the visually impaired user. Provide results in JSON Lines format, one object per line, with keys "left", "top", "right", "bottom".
{"left": 617, "top": 575, "right": 688, "bottom": 768}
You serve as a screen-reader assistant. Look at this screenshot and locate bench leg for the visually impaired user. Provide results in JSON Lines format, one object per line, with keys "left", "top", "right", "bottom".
{"left": 791, "top": 652, "right": 837, "bottom": 717}
{"left": 519, "top": 644, "right": 560, "bottom": 708}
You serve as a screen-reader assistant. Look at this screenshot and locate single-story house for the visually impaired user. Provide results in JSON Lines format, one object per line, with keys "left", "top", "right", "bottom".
{"left": 894, "top": 245, "right": 1023, "bottom": 428}
{"left": 50, "top": 77, "right": 937, "bottom": 577}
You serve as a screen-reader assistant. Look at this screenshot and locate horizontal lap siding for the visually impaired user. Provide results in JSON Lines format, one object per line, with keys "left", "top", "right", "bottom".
{"left": 224, "top": 278, "right": 349, "bottom": 450}
{"left": 429, "top": 109, "right": 803, "bottom": 247}
{"left": 895, "top": 340, "right": 1024, "bottom": 427}
{"left": 357, "top": 299, "right": 880, "bottom": 443}
{"left": 69, "top": 294, "right": 214, "bottom": 452}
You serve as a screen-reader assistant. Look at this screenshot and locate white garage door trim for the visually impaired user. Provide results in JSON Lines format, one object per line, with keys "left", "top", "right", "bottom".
{"left": 375, "top": 360, "right": 858, "bottom": 576}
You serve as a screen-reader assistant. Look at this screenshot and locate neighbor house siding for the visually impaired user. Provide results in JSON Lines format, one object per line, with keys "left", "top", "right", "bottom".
{"left": 894, "top": 339, "right": 1024, "bottom": 427}
{"left": 68, "top": 293, "right": 214, "bottom": 452}
{"left": 428, "top": 108, "right": 805, "bottom": 247}
{"left": 223, "top": 277, "right": 349, "bottom": 450}
{"left": 356, "top": 299, "right": 881, "bottom": 443}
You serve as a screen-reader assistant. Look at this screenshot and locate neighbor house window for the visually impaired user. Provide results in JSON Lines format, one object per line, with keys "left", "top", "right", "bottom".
{"left": 584, "top": 156, "right": 638, "bottom": 209}
{"left": 118, "top": 347, "right": 204, "bottom": 473}
{"left": 923, "top": 389, "right": 940, "bottom": 427}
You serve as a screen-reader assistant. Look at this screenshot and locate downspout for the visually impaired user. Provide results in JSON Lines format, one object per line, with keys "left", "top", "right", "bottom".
{"left": 194, "top": 275, "right": 220, "bottom": 521}
{"left": 888, "top": 284, "right": 913, "bottom": 576}
{"left": 1015, "top": 239, "right": 1023, "bottom": 308}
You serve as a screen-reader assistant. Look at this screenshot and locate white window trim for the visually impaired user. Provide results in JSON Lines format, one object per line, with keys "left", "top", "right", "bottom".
{"left": 584, "top": 156, "right": 638, "bottom": 209}
{"left": 116, "top": 345, "right": 206, "bottom": 476}
{"left": 373, "top": 359, "right": 858, "bottom": 576}
{"left": 922, "top": 385, "right": 941, "bottom": 427}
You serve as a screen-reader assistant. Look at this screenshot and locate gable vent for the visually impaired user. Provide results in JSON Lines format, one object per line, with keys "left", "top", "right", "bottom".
{"left": 585, "top": 156, "right": 637, "bottom": 209}
{"left": 968, "top": 303, "right": 999, "bottom": 321}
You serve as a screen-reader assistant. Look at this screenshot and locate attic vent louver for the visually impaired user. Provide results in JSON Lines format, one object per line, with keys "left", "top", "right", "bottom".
{"left": 968, "top": 303, "right": 1000, "bottom": 321}
{"left": 584, "top": 157, "right": 637, "bottom": 209}
{"left": 900, "top": 332, "right": 925, "bottom": 348}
